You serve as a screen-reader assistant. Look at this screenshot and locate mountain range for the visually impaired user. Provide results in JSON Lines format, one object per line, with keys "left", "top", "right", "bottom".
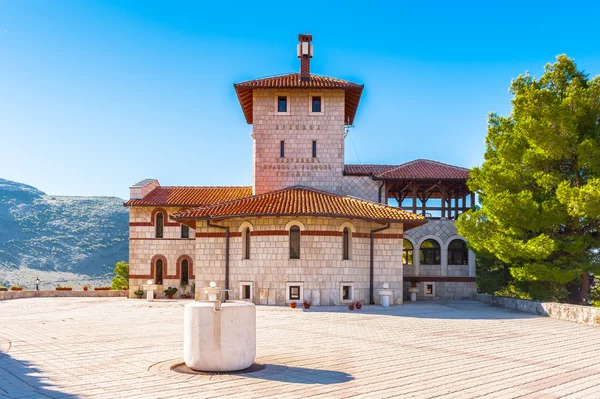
{"left": 0, "top": 178, "right": 128, "bottom": 289}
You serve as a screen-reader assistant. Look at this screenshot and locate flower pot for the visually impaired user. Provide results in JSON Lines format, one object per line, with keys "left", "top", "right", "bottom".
{"left": 167, "top": 295, "right": 173, "bottom": 299}
{"left": 136, "top": 295, "right": 142, "bottom": 299}
{"left": 83, "top": 287, "right": 88, "bottom": 291}
{"left": 122, "top": 287, "right": 127, "bottom": 291}
{"left": 10, "top": 287, "right": 22, "bottom": 291}
{"left": 303, "top": 303, "right": 311, "bottom": 309}
{"left": 355, "top": 303, "right": 362, "bottom": 310}
{"left": 348, "top": 304, "right": 355, "bottom": 310}
{"left": 290, "top": 302, "right": 297, "bottom": 308}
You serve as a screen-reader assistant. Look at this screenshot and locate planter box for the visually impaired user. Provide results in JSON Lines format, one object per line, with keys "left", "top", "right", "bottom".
{"left": 56, "top": 288, "right": 72, "bottom": 291}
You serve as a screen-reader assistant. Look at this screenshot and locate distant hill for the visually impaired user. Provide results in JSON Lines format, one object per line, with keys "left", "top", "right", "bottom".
{"left": 0, "top": 178, "right": 128, "bottom": 288}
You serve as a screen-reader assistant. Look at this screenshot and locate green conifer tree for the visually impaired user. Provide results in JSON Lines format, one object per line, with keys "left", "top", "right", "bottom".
{"left": 457, "top": 55, "right": 600, "bottom": 303}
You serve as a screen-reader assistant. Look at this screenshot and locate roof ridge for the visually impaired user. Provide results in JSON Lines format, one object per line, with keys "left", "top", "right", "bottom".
{"left": 159, "top": 185, "right": 252, "bottom": 189}
{"left": 173, "top": 185, "right": 424, "bottom": 223}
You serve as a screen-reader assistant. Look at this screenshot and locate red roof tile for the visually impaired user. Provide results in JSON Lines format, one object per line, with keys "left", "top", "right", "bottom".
{"left": 171, "top": 186, "right": 425, "bottom": 224}
{"left": 124, "top": 186, "right": 253, "bottom": 207}
{"left": 234, "top": 73, "right": 364, "bottom": 125}
{"left": 374, "top": 159, "right": 470, "bottom": 180}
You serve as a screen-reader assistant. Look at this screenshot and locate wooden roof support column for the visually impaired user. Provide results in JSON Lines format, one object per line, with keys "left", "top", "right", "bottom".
{"left": 440, "top": 183, "right": 446, "bottom": 219}
{"left": 412, "top": 182, "right": 418, "bottom": 214}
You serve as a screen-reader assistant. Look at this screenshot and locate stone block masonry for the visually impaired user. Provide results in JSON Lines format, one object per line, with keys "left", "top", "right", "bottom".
{"left": 252, "top": 89, "right": 346, "bottom": 195}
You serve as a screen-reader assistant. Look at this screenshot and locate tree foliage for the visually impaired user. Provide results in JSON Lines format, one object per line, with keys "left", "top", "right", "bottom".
{"left": 111, "top": 261, "right": 129, "bottom": 290}
{"left": 457, "top": 55, "right": 600, "bottom": 302}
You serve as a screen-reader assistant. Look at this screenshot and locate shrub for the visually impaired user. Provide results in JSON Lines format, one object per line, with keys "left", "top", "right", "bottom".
{"left": 0, "top": 286, "right": 8, "bottom": 292}
{"left": 164, "top": 287, "right": 178, "bottom": 296}
{"left": 133, "top": 289, "right": 144, "bottom": 297}
{"left": 10, "top": 286, "right": 23, "bottom": 291}
{"left": 111, "top": 261, "right": 129, "bottom": 290}
{"left": 94, "top": 287, "right": 111, "bottom": 291}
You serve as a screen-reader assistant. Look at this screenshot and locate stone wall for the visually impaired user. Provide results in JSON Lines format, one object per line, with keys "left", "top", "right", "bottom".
{"left": 252, "top": 89, "right": 346, "bottom": 195}
{"left": 473, "top": 293, "right": 600, "bottom": 327}
{"left": 402, "top": 219, "right": 476, "bottom": 300}
{"left": 128, "top": 206, "right": 196, "bottom": 295}
{"left": 193, "top": 217, "right": 404, "bottom": 306}
{"left": 0, "top": 290, "right": 128, "bottom": 301}
{"left": 341, "top": 176, "right": 382, "bottom": 203}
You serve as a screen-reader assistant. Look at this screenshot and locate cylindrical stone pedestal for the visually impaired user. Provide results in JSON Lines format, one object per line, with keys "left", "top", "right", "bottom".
{"left": 184, "top": 300, "right": 256, "bottom": 372}
{"left": 408, "top": 287, "right": 419, "bottom": 302}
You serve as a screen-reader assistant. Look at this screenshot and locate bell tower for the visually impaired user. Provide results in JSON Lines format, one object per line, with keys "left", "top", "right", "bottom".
{"left": 233, "top": 34, "right": 364, "bottom": 195}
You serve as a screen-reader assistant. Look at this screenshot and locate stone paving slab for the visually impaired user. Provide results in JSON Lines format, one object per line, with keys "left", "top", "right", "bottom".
{"left": 1, "top": 298, "right": 600, "bottom": 398}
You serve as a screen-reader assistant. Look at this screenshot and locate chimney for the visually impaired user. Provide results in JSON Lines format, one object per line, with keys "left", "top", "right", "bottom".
{"left": 129, "top": 178, "right": 160, "bottom": 200}
{"left": 297, "top": 34, "right": 313, "bottom": 82}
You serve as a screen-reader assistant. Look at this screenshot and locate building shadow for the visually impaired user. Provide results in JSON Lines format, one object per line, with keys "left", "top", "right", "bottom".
{"left": 300, "top": 300, "right": 540, "bottom": 320}
{"left": 0, "top": 350, "right": 80, "bottom": 398}
{"left": 246, "top": 364, "right": 353, "bottom": 385}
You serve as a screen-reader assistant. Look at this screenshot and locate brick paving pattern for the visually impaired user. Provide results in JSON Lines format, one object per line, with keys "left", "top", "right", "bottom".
{"left": 1, "top": 298, "right": 600, "bottom": 398}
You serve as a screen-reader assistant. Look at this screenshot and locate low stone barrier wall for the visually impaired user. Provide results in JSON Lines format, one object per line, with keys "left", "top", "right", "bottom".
{"left": 0, "top": 290, "right": 128, "bottom": 300}
{"left": 473, "top": 293, "right": 600, "bottom": 327}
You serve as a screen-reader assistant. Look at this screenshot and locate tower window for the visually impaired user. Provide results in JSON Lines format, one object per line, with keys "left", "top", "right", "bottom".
{"left": 312, "top": 141, "right": 317, "bottom": 158}
{"left": 155, "top": 212, "right": 164, "bottom": 238}
{"left": 289, "top": 225, "right": 300, "bottom": 259}
{"left": 312, "top": 96, "right": 321, "bottom": 112}
{"left": 280, "top": 141, "right": 285, "bottom": 158}
{"left": 278, "top": 96, "right": 287, "bottom": 112}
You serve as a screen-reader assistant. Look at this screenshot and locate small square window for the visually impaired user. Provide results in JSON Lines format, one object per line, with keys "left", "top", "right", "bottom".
{"left": 289, "top": 285, "right": 300, "bottom": 300}
{"left": 278, "top": 96, "right": 287, "bottom": 113}
{"left": 312, "top": 96, "right": 321, "bottom": 113}
{"left": 242, "top": 285, "right": 251, "bottom": 300}
{"left": 342, "top": 285, "right": 351, "bottom": 300}
{"left": 240, "top": 282, "right": 253, "bottom": 301}
{"left": 424, "top": 282, "right": 435, "bottom": 297}
{"left": 340, "top": 283, "right": 355, "bottom": 303}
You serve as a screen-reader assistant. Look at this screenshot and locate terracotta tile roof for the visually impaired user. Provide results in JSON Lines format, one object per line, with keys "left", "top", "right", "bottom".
{"left": 344, "top": 164, "right": 397, "bottom": 176}
{"left": 234, "top": 73, "right": 364, "bottom": 125}
{"left": 374, "top": 159, "right": 470, "bottom": 180}
{"left": 171, "top": 186, "right": 425, "bottom": 224}
{"left": 124, "top": 186, "right": 253, "bottom": 207}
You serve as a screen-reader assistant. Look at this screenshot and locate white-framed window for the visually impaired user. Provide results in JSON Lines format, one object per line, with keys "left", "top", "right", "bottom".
{"left": 308, "top": 91, "right": 324, "bottom": 114}
{"left": 340, "top": 283, "right": 354, "bottom": 303}
{"left": 285, "top": 282, "right": 304, "bottom": 303}
{"left": 275, "top": 92, "right": 290, "bottom": 115}
{"left": 240, "top": 281, "right": 253, "bottom": 301}
{"left": 424, "top": 282, "right": 435, "bottom": 297}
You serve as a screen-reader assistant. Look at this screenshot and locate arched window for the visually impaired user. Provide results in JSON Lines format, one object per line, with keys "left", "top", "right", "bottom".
{"left": 155, "top": 258, "right": 163, "bottom": 285}
{"left": 155, "top": 212, "right": 164, "bottom": 238}
{"left": 403, "top": 239, "right": 413, "bottom": 265}
{"left": 420, "top": 239, "right": 441, "bottom": 265}
{"left": 448, "top": 239, "right": 468, "bottom": 265}
{"left": 289, "top": 225, "right": 300, "bottom": 259}
{"left": 181, "top": 224, "right": 189, "bottom": 239}
{"left": 180, "top": 259, "right": 189, "bottom": 285}
{"left": 243, "top": 227, "right": 251, "bottom": 259}
{"left": 342, "top": 227, "right": 350, "bottom": 260}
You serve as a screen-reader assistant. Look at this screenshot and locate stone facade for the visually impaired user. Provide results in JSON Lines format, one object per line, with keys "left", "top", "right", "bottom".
{"left": 193, "top": 217, "right": 404, "bottom": 305}
{"left": 128, "top": 206, "right": 196, "bottom": 296}
{"left": 252, "top": 89, "right": 346, "bottom": 195}
{"left": 341, "top": 175, "right": 383, "bottom": 203}
{"left": 401, "top": 219, "right": 477, "bottom": 300}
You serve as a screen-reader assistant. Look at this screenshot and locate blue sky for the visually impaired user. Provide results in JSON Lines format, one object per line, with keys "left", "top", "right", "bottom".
{"left": 1, "top": 1, "right": 599, "bottom": 199}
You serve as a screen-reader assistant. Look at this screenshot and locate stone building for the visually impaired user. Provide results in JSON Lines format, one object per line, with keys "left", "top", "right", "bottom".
{"left": 124, "top": 34, "right": 477, "bottom": 304}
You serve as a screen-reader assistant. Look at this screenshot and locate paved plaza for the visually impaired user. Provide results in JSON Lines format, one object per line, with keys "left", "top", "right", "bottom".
{"left": 1, "top": 298, "right": 600, "bottom": 398}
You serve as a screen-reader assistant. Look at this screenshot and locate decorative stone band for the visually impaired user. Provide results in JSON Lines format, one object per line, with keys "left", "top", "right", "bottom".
{"left": 129, "top": 238, "right": 195, "bottom": 241}
{"left": 195, "top": 231, "right": 403, "bottom": 238}
{"left": 129, "top": 221, "right": 180, "bottom": 227}
{"left": 404, "top": 276, "right": 476, "bottom": 282}
{"left": 195, "top": 232, "right": 242, "bottom": 238}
